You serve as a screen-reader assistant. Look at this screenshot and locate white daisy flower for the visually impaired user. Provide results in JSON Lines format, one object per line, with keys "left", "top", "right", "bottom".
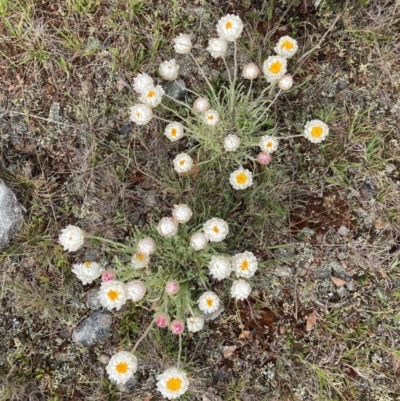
{"left": 229, "top": 168, "right": 253, "bottom": 190}
{"left": 232, "top": 251, "right": 258, "bottom": 278}
{"left": 206, "top": 37, "right": 228, "bottom": 59}
{"left": 159, "top": 59, "right": 179, "bottom": 81}
{"left": 187, "top": 316, "right": 204, "bottom": 332}
{"left": 173, "top": 153, "right": 193, "bottom": 174}
{"left": 216, "top": 14, "right": 243, "bottom": 42}
{"left": 71, "top": 261, "right": 103, "bottom": 285}
{"left": 208, "top": 256, "right": 232, "bottom": 281}
{"left": 189, "top": 232, "right": 209, "bottom": 251}
{"left": 133, "top": 73, "right": 154, "bottom": 94}
{"left": 164, "top": 122, "right": 184, "bottom": 142}
{"left": 274, "top": 35, "right": 298, "bottom": 59}
{"left": 139, "top": 85, "right": 164, "bottom": 108}
{"left": 131, "top": 252, "right": 149, "bottom": 269}
{"left": 137, "top": 237, "right": 156, "bottom": 255}
{"left": 304, "top": 120, "right": 329, "bottom": 143}
{"left": 156, "top": 367, "right": 189, "bottom": 400}
{"left": 193, "top": 97, "right": 210, "bottom": 113}
{"left": 203, "top": 109, "right": 219, "bottom": 126}
{"left": 172, "top": 204, "right": 193, "bottom": 224}
{"left": 129, "top": 104, "right": 153, "bottom": 125}
{"left": 203, "top": 217, "right": 229, "bottom": 242}
{"left": 173, "top": 33, "right": 192, "bottom": 54}
{"left": 98, "top": 280, "right": 128, "bottom": 311}
{"left": 231, "top": 279, "right": 252, "bottom": 301}
{"left": 126, "top": 280, "right": 146, "bottom": 302}
{"left": 242, "top": 62, "right": 260, "bottom": 80}
{"left": 263, "top": 55, "right": 287, "bottom": 82}
{"left": 106, "top": 351, "right": 138, "bottom": 385}
{"left": 157, "top": 217, "right": 179, "bottom": 238}
{"left": 223, "top": 134, "right": 240, "bottom": 152}
{"left": 59, "top": 225, "right": 85, "bottom": 252}
{"left": 198, "top": 291, "right": 220, "bottom": 314}
{"left": 259, "top": 135, "right": 278, "bottom": 153}
{"left": 278, "top": 74, "right": 294, "bottom": 90}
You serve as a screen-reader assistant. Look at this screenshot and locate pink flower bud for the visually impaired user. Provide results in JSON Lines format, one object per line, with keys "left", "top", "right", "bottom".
{"left": 257, "top": 152, "right": 272, "bottom": 165}
{"left": 170, "top": 319, "right": 185, "bottom": 334}
{"left": 242, "top": 62, "right": 260, "bottom": 80}
{"left": 102, "top": 270, "right": 116, "bottom": 283}
{"left": 165, "top": 280, "right": 180, "bottom": 295}
{"left": 155, "top": 312, "right": 170, "bottom": 328}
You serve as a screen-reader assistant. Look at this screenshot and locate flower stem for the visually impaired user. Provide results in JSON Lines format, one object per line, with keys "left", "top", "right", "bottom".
{"left": 189, "top": 53, "right": 217, "bottom": 101}
{"left": 131, "top": 318, "right": 155, "bottom": 353}
{"left": 177, "top": 334, "right": 183, "bottom": 368}
{"left": 164, "top": 94, "right": 191, "bottom": 110}
{"left": 223, "top": 56, "right": 232, "bottom": 84}
{"left": 84, "top": 235, "right": 127, "bottom": 249}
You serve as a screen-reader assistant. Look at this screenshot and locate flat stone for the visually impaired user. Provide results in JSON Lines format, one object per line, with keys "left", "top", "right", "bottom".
{"left": 165, "top": 79, "right": 187, "bottom": 101}
{"left": 0, "top": 179, "right": 23, "bottom": 251}
{"left": 316, "top": 265, "right": 331, "bottom": 279}
{"left": 274, "top": 266, "right": 293, "bottom": 277}
{"left": 86, "top": 289, "right": 101, "bottom": 310}
{"left": 346, "top": 280, "right": 356, "bottom": 292}
{"left": 338, "top": 225, "right": 350, "bottom": 237}
{"left": 72, "top": 310, "right": 112, "bottom": 347}
{"left": 330, "top": 260, "right": 347, "bottom": 280}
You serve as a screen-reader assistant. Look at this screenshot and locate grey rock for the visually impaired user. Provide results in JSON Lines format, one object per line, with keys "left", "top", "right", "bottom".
{"left": 165, "top": 79, "right": 187, "bottom": 101}
{"left": 330, "top": 261, "right": 347, "bottom": 280}
{"left": 346, "top": 280, "right": 356, "bottom": 292}
{"left": 337, "top": 79, "right": 348, "bottom": 90}
{"left": 337, "top": 286, "right": 348, "bottom": 298}
{"left": 274, "top": 266, "right": 293, "bottom": 278}
{"left": 0, "top": 180, "right": 23, "bottom": 251}
{"left": 316, "top": 265, "right": 331, "bottom": 279}
{"left": 86, "top": 289, "right": 101, "bottom": 310}
{"left": 337, "top": 225, "right": 350, "bottom": 237}
{"left": 118, "top": 124, "right": 131, "bottom": 135}
{"left": 72, "top": 310, "right": 112, "bottom": 346}
{"left": 118, "top": 377, "right": 137, "bottom": 393}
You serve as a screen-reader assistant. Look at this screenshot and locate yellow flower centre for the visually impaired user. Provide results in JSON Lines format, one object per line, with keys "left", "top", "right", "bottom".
{"left": 179, "top": 159, "right": 186, "bottom": 166}
{"left": 68, "top": 236, "right": 73, "bottom": 241}
{"left": 311, "top": 125, "right": 323, "bottom": 138}
{"left": 236, "top": 172, "right": 248, "bottom": 185}
{"left": 135, "top": 111, "right": 141, "bottom": 118}
{"left": 166, "top": 377, "right": 182, "bottom": 391}
{"left": 171, "top": 128, "right": 177, "bottom": 136}
{"left": 107, "top": 289, "right": 120, "bottom": 301}
{"left": 147, "top": 90, "right": 156, "bottom": 98}
{"left": 137, "top": 253, "right": 145, "bottom": 261}
{"left": 207, "top": 115, "right": 214, "bottom": 120}
{"left": 240, "top": 260, "right": 249, "bottom": 271}
{"left": 281, "top": 40, "right": 294, "bottom": 50}
{"left": 266, "top": 141, "right": 273, "bottom": 148}
{"left": 206, "top": 298, "right": 214, "bottom": 307}
{"left": 213, "top": 225, "right": 220, "bottom": 233}
{"left": 225, "top": 21, "right": 233, "bottom": 30}
{"left": 115, "top": 362, "right": 129, "bottom": 374}
{"left": 269, "top": 61, "right": 282, "bottom": 74}
{"left": 84, "top": 262, "right": 92, "bottom": 268}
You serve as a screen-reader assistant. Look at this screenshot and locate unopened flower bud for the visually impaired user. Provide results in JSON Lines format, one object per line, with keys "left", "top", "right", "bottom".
{"left": 137, "top": 237, "right": 156, "bottom": 255}
{"left": 165, "top": 280, "right": 180, "bottom": 295}
{"left": 257, "top": 152, "right": 272, "bottom": 165}
{"left": 102, "top": 270, "right": 116, "bottom": 283}
{"left": 242, "top": 62, "right": 260, "bottom": 80}
{"left": 155, "top": 312, "right": 170, "bottom": 328}
{"left": 278, "top": 74, "right": 293, "bottom": 90}
{"left": 170, "top": 319, "right": 185, "bottom": 334}
{"left": 193, "top": 97, "right": 210, "bottom": 113}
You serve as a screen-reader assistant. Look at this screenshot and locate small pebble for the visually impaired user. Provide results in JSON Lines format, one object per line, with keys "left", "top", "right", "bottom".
{"left": 338, "top": 225, "right": 350, "bottom": 237}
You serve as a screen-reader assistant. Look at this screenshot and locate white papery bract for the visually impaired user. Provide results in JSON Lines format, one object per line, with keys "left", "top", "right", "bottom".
{"left": 263, "top": 55, "right": 288, "bottom": 82}
{"left": 203, "top": 109, "right": 220, "bottom": 126}
{"left": 106, "top": 351, "right": 138, "bottom": 385}
{"left": 224, "top": 134, "right": 240, "bottom": 152}
{"left": 278, "top": 74, "right": 294, "bottom": 91}
{"left": 129, "top": 104, "right": 153, "bottom": 125}
{"left": 274, "top": 35, "right": 298, "bottom": 59}
{"left": 98, "top": 280, "right": 128, "bottom": 311}
{"left": 216, "top": 14, "right": 243, "bottom": 41}
{"left": 156, "top": 367, "right": 189, "bottom": 400}
{"left": 229, "top": 168, "right": 253, "bottom": 190}
{"left": 231, "top": 279, "right": 252, "bottom": 301}
{"left": 131, "top": 252, "right": 150, "bottom": 269}
{"left": 59, "top": 225, "right": 85, "bottom": 252}
{"left": 157, "top": 217, "right": 179, "bottom": 238}
{"left": 198, "top": 291, "right": 220, "bottom": 314}
{"left": 190, "top": 232, "right": 209, "bottom": 251}
{"left": 72, "top": 261, "right": 103, "bottom": 285}
{"left": 137, "top": 237, "right": 156, "bottom": 255}
{"left": 172, "top": 204, "right": 193, "bottom": 224}
{"left": 173, "top": 153, "right": 193, "bottom": 173}
{"left": 259, "top": 135, "right": 279, "bottom": 154}
{"left": 242, "top": 62, "right": 260, "bottom": 80}
{"left": 232, "top": 251, "right": 258, "bottom": 278}
{"left": 206, "top": 37, "right": 228, "bottom": 59}
{"left": 126, "top": 280, "right": 146, "bottom": 302}
{"left": 159, "top": 59, "right": 179, "bottom": 81}
{"left": 304, "top": 120, "right": 329, "bottom": 143}
{"left": 203, "top": 217, "right": 229, "bottom": 242}
{"left": 208, "top": 256, "right": 232, "bottom": 281}
{"left": 139, "top": 85, "right": 165, "bottom": 108}
{"left": 133, "top": 73, "right": 154, "bottom": 94}
{"left": 193, "top": 97, "right": 210, "bottom": 112}
{"left": 173, "top": 33, "right": 192, "bottom": 54}
{"left": 164, "top": 122, "right": 184, "bottom": 142}
{"left": 187, "top": 316, "right": 204, "bottom": 332}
